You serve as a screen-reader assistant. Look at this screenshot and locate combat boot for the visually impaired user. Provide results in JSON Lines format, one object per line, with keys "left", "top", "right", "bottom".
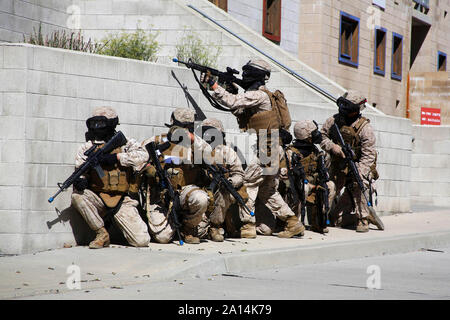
{"left": 184, "top": 234, "right": 200, "bottom": 244}
{"left": 89, "top": 227, "right": 110, "bottom": 249}
{"left": 311, "top": 225, "right": 329, "bottom": 234}
{"left": 356, "top": 218, "right": 369, "bottom": 233}
{"left": 277, "top": 216, "right": 305, "bottom": 238}
{"left": 240, "top": 223, "right": 257, "bottom": 239}
{"left": 209, "top": 227, "right": 224, "bottom": 242}
{"left": 182, "top": 226, "right": 200, "bottom": 244}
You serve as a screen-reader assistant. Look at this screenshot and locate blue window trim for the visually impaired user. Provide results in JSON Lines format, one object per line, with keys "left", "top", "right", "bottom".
{"left": 438, "top": 51, "right": 447, "bottom": 71}
{"left": 391, "top": 32, "right": 403, "bottom": 81}
{"left": 413, "top": 0, "right": 429, "bottom": 9}
{"left": 374, "top": 26, "right": 387, "bottom": 76}
{"left": 338, "top": 11, "right": 360, "bottom": 68}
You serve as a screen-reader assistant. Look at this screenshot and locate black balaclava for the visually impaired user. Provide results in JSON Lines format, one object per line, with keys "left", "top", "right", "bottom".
{"left": 337, "top": 96, "right": 366, "bottom": 125}
{"left": 85, "top": 116, "right": 118, "bottom": 142}
{"left": 241, "top": 62, "right": 269, "bottom": 91}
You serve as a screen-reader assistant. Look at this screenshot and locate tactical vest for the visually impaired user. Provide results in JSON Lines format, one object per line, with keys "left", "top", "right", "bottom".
{"left": 288, "top": 146, "right": 319, "bottom": 184}
{"left": 235, "top": 89, "right": 281, "bottom": 132}
{"left": 88, "top": 145, "right": 139, "bottom": 208}
{"left": 331, "top": 115, "right": 378, "bottom": 180}
{"left": 152, "top": 135, "right": 210, "bottom": 190}
{"left": 337, "top": 116, "right": 370, "bottom": 161}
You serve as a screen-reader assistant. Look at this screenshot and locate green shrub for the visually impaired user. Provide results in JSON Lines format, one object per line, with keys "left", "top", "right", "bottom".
{"left": 176, "top": 30, "right": 222, "bottom": 68}
{"left": 23, "top": 23, "right": 103, "bottom": 53}
{"left": 97, "top": 28, "right": 160, "bottom": 62}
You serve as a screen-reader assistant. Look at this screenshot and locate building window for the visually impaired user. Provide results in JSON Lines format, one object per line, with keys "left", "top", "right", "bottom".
{"left": 438, "top": 51, "right": 447, "bottom": 71}
{"left": 374, "top": 27, "right": 387, "bottom": 76}
{"left": 339, "top": 11, "right": 360, "bottom": 67}
{"left": 208, "top": 0, "right": 227, "bottom": 11}
{"left": 263, "top": 0, "right": 282, "bottom": 43}
{"left": 391, "top": 33, "right": 403, "bottom": 81}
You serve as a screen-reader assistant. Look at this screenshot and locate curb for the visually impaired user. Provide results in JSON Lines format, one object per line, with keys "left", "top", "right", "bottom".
{"left": 172, "top": 230, "right": 450, "bottom": 278}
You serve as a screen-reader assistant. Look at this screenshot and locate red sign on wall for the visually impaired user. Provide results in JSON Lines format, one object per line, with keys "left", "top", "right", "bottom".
{"left": 420, "top": 107, "right": 441, "bottom": 125}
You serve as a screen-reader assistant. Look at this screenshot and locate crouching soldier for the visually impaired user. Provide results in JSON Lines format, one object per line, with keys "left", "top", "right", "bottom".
{"left": 320, "top": 90, "right": 383, "bottom": 232}
{"left": 71, "top": 107, "right": 151, "bottom": 249}
{"left": 141, "top": 108, "right": 212, "bottom": 244}
{"left": 196, "top": 118, "right": 255, "bottom": 241}
{"left": 279, "top": 120, "right": 336, "bottom": 234}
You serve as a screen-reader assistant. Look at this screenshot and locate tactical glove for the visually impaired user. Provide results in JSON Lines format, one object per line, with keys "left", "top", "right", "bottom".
{"left": 99, "top": 153, "right": 119, "bottom": 166}
{"left": 200, "top": 71, "right": 216, "bottom": 87}
{"left": 225, "top": 82, "right": 239, "bottom": 94}
{"left": 73, "top": 177, "right": 88, "bottom": 191}
{"left": 331, "top": 143, "right": 345, "bottom": 158}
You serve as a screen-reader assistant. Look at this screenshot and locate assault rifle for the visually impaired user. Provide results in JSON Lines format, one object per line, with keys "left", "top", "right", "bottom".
{"left": 171, "top": 70, "right": 248, "bottom": 170}
{"left": 145, "top": 141, "right": 184, "bottom": 245}
{"left": 204, "top": 163, "right": 254, "bottom": 217}
{"left": 316, "top": 153, "right": 330, "bottom": 229}
{"left": 171, "top": 70, "right": 207, "bottom": 121}
{"left": 290, "top": 152, "right": 308, "bottom": 224}
{"left": 173, "top": 58, "right": 242, "bottom": 113}
{"left": 332, "top": 123, "right": 384, "bottom": 230}
{"left": 48, "top": 131, "right": 127, "bottom": 203}
{"left": 173, "top": 58, "right": 243, "bottom": 88}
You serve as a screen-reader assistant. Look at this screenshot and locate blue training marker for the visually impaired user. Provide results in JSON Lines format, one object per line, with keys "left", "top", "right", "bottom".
{"left": 48, "top": 197, "right": 54, "bottom": 203}
{"left": 179, "top": 240, "right": 184, "bottom": 245}
{"left": 173, "top": 58, "right": 179, "bottom": 63}
{"left": 250, "top": 211, "right": 255, "bottom": 217}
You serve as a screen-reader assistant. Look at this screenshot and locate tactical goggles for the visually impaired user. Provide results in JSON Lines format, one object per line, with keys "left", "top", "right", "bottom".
{"left": 242, "top": 62, "right": 270, "bottom": 79}
{"left": 86, "top": 116, "right": 118, "bottom": 130}
{"left": 202, "top": 125, "right": 225, "bottom": 145}
{"left": 336, "top": 97, "right": 366, "bottom": 115}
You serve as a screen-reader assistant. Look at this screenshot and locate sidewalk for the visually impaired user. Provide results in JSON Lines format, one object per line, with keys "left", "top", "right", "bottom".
{"left": 1, "top": 209, "right": 450, "bottom": 299}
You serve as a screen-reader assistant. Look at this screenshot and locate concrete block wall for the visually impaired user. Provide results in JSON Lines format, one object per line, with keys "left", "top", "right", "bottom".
{"left": 0, "top": 43, "right": 418, "bottom": 254}
{"left": 0, "top": 0, "right": 71, "bottom": 43}
{"left": 411, "top": 125, "right": 450, "bottom": 207}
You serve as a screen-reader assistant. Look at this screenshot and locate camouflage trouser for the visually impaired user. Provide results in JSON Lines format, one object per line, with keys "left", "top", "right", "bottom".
{"left": 71, "top": 189, "right": 150, "bottom": 247}
{"left": 147, "top": 185, "right": 208, "bottom": 243}
{"left": 328, "top": 171, "right": 374, "bottom": 224}
{"left": 197, "top": 187, "right": 250, "bottom": 239}
{"left": 244, "top": 162, "right": 295, "bottom": 235}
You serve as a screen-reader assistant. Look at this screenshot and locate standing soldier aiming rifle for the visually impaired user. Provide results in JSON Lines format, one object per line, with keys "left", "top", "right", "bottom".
{"left": 320, "top": 90, "right": 384, "bottom": 232}
{"left": 200, "top": 59, "right": 305, "bottom": 239}
{"left": 70, "top": 107, "right": 150, "bottom": 249}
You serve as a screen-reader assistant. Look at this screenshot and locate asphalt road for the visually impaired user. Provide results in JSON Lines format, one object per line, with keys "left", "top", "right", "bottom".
{"left": 21, "top": 246, "right": 450, "bottom": 300}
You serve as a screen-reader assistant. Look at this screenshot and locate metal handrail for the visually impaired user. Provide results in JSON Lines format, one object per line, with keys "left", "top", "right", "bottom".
{"left": 187, "top": 4, "right": 338, "bottom": 103}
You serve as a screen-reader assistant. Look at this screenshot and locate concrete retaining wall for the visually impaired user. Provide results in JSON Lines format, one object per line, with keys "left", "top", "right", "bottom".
{"left": 0, "top": 43, "right": 418, "bottom": 254}
{"left": 0, "top": 0, "right": 71, "bottom": 43}
{"left": 411, "top": 125, "right": 450, "bottom": 207}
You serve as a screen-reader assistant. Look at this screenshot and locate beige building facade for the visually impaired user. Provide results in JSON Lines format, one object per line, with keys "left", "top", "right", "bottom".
{"left": 210, "top": 0, "right": 449, "bottom": 124}
{"left": 298, "top": 0, "right": 449, "bottom": 122}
